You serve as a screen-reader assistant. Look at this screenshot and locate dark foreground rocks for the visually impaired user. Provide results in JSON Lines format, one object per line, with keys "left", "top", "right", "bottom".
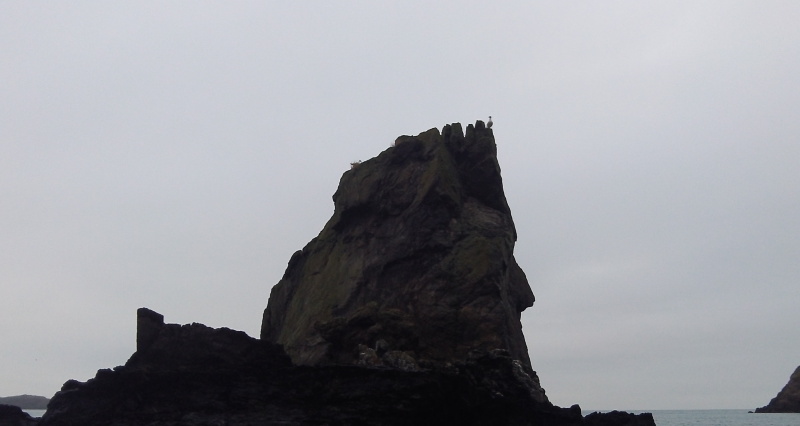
{"left": 755, "top": 365, "right": 800, "bottom": 413}
{"left": 37, "top": 309, "right": 650, "bottom": 426}
{"left": 584, "top": 411, "right": 656, "bottom": 426}
{"left": 0, "top": 405, "right": 38, "bottom": 426}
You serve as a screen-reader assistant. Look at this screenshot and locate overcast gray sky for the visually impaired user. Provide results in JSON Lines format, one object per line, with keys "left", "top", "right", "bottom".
{"left": 2, "top": 1, "right": 798, "bottom": 410}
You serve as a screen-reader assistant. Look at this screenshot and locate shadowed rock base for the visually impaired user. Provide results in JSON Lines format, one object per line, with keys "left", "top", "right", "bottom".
{"left": 0, "top": 405, "right": 38, "bottom": 426}
{"left": 34, "top": 310, "right": 652, "bottom": 426}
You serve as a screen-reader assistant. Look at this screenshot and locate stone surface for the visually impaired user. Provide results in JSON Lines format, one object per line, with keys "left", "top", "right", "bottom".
{"left": 755, "top": 365, "right": 800, "bottom": 413}
{"left": 0, "top": 404, "right": 38, "bottom": 426}
{"left": 38, "top": 310, "right": 590, "bottom": 426}
{"left": 261, "top": 122, "right": 535, "bottom": 374}
{"left": 584, "top": 411, "right": 657, "bottom": 426}
{"left": 33, "top": 122, "right": 655, "bottom": 426}
{"left": 40, "top": 309, "right": 292, "bottom": 426}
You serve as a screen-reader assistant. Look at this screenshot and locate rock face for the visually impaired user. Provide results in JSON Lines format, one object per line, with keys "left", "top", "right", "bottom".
{"left": 584, "top": 411, "right": 656, "bottom": 426}
{"left": 0, "top": 405, "right": 38, "bottom": 426}
{"left": 262, "top": 121, "right": 535, "bottom": 373}
{"left": 40, "top": 308, "right": 292, "bottom": 426}
{"left": 33, "top": 122, "right": 656, "bottom": 426}
{"left": 39, "top": 309, "right": 584, "bottom": 426}
{"left": 755, "top": 365, "right": 800, "bottom": 413}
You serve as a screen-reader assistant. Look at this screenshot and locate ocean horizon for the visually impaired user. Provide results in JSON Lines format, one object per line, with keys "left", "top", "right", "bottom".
{"left": 582, "top": 409, "right": 799, "bottom": 426}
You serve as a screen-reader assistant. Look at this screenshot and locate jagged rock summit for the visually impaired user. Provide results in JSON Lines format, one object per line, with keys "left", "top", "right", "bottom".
{"left": 755, "top": 365, "right": 800, "bottom": 413}
{"left": 262, "top": 121, "right": 536, "bottom": 373}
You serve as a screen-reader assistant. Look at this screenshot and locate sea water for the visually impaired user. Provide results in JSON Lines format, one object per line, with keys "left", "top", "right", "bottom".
{"left": 585, "top": 409, "right": 800, "bottom": 426}
{"left": 22, "top": 409, "right": 46, "bottom": 418}
{"left": 22, "top": 408, "right": 800, "bottom": 424}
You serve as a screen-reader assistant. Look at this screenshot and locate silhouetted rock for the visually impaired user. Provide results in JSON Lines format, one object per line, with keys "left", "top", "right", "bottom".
{"left": 755, "top": 365, "right": 800, "bottom": 413}
{"left": 36, "top": 122, "right": 655, "bottom": 425}
{"left": 41, "top": 309, "right": 291, "bottom": 426}
{"left": 41, "top": 310, "right": 584, "bottom": 426}
{"left": 0, "top": 404, "right": 37, "bottom": 426}
{"left": 262, "top": 122, "right": 535, "bottom": 374}
{"left": 584, "top": 411, "right": 656, "bottom": 426}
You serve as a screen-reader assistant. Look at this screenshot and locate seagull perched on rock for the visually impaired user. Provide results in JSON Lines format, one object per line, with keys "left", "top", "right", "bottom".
{"left": 487, "top": 116, "right": 493, "bottom": 128}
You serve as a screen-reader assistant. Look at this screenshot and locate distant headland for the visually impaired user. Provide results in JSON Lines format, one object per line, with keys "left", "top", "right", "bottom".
{"left": 0, "top": 395, "right": 49, "bottom": 410}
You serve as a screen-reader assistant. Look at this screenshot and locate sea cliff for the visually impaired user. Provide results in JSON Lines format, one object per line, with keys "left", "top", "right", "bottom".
{"left": 8, "top": 121, "right": 654, "bottom": 426}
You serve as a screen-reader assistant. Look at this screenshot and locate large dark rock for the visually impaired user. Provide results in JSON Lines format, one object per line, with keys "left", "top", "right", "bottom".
{"left": 0, "top": 405, "right": 38, "bottom": 426}
{"left": 40, "top": 310, "right": 585, "bottom": 426}
{"left": 40, "top": 309, "right": 292, "bottom": 426}
{"left": 755, "top": 365, "right": 800, "bottom": 413}
{"left": 584, "top": 411, "right": 656, "bottom": 426}
{"left": 36, "top": 122, "right": 655, "bottom": 426}
{"left": 261, "top": 122, "right": 536, "bottom": 375}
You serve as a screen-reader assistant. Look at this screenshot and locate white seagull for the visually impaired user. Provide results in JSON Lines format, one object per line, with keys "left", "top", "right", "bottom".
{"left": 487, "top": 116, "right": 493, "bottom": 128}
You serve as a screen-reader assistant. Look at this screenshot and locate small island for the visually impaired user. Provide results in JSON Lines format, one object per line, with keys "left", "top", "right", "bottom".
{"left": 0, "top": 395, "right": 49, "bottom": 410}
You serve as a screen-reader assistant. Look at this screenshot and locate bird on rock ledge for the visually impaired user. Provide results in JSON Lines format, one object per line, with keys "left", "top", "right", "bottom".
{"left": 487, "top": 116, "right": 493, "bottom": 128}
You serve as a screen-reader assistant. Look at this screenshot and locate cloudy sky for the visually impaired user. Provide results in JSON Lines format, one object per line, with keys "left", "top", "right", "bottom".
{"left": 2, "top": 1, "right": 798, "bottom": 411}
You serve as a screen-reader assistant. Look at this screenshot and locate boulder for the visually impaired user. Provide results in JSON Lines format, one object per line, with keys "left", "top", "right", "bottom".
{"left": 0, "top": 404, "right": 38, "bottom": 426}
{"left": 584, "top": 411, "right": 656, "bottom": 426}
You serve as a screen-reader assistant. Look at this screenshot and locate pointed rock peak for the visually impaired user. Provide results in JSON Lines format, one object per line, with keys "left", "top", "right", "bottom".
{"left": 261, "top": 121, "right": 534, "bottom": 372}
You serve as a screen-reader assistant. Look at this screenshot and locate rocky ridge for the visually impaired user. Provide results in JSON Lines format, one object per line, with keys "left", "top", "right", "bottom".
{"left": 755, "top": 365, "right": 800, "bottom": 413}
{"left": 6, "top": 121, "right": 655, "bottom": 426}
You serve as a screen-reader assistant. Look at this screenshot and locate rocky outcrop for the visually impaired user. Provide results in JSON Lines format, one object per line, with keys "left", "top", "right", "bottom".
{"left": 755, "top": 365, "right": 800, "bottom": 413}
{"left": 262, "top": 121, "right": 535, "bottom": 374}
{"left": 0, "top": 405, "right": 38, "bottom": 426}
{"left": 40, "top": 308, "right": 292, "bottom": 426}
{"left": 39, "top": 309, "right": 586, "bottom": 426}
{"left": 584, "top": 411, "right": 656, "bottom": 426}
{"left": 33, "top": 122, "right": 655, "bottom": 426}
